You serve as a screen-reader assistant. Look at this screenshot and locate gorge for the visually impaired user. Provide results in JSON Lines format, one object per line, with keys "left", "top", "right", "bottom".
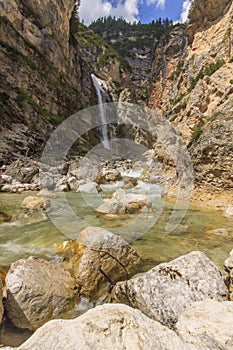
{"left": 0, "top": 0, "right": 233, "bottom": 348}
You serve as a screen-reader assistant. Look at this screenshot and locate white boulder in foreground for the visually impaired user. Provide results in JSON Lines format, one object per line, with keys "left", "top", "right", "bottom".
{"left": 96, "top": 188, "right": 151, "bottom": 214}
{"left": 14, "top": 304, "right": 222, "bottom": 350}
{"left": 5, "top": 257, "right": 77, "bottom": 330}
{"left": 176, "top": 300, "right": 233, "bottom": 349}
{"left": 111, "top": 251, "right": 227, "bottom": 327}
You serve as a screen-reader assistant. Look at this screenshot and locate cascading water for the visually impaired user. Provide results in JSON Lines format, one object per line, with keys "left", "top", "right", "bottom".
{"left": 91, "top": 74, "right": 110, "bottom": 149}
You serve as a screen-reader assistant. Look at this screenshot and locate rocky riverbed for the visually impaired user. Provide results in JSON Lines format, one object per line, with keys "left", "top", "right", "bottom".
{"left": 1, "top": 238, "right": 233, "bottom": 349}
{"left": 0, "top": 156, "right": 233, "bottom": 348}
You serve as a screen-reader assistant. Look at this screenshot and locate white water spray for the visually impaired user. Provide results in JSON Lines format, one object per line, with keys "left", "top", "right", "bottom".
{"left": 91, "top": 74, "right": 110, "bottom": 149}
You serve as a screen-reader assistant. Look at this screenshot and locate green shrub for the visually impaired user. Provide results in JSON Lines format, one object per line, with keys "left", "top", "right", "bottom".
{"left": 188, "top": 59, "right": 225, "bottom": 92}
{"left": 230, "top": 79, "right": 233, "bottom": 84}
{"left": 170, "top": 94, "right": 184, "bottom": 105}
{"left": 191, "top": 126, "right": 202, "bottom": 142}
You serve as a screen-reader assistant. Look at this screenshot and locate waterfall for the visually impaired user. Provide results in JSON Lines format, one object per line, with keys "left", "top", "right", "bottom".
{"left": 91, "top": 74, "right": 110, "bottom": 149}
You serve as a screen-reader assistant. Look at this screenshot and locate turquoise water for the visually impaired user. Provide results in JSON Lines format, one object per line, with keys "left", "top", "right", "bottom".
{"left": 0, "top": 191, "right": 233, "bottom": 270}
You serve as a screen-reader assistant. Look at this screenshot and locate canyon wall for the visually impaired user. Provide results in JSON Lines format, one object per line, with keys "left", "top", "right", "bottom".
{"left": 149, "top": 0, "right": 233, "bottom": 190}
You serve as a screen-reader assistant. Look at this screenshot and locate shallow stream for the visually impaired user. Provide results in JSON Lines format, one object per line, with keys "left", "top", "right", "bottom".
{"left": 0, "top": 189, "right": 233, "bottom": 346}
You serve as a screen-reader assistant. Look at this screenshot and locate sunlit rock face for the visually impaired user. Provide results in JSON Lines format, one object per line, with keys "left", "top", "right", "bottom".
{"left": 148, "top": 0, "right": 233, "bottom": 190}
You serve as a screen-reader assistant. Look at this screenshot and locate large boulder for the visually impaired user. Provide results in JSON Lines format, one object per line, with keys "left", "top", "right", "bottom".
{"left": 176, "top": 300, "right": 233, "bottom": 349}
{"left": 14, "top": 304, "right": 223, "bottom": 350}
{"left": 56, "top": 226, "right": 141, "bottom": 301}
{"left": 5, "top": 257, "right": 78, "bottom": 330}
{"left": 111, "top": 251, "right": 228, "bottom": 328}
{"left": 96, "top": 188, "right": 151, "bottom": 215}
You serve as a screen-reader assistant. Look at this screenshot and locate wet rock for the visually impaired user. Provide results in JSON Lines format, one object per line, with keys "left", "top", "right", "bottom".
{"left": 122, "top": 176, "right": 138, "bottom": 189}
{"left": 5, "top": 257, "right": 77, "bottom": 330}
{"left": 176, "top": 300, "right": 233, "bottom": 349}
{"left": 21, "top": 196, "right": 50, "bottom": 210}
{"left": 0, "top": 209, "right": 11, "bottom": 223}
{"left": 56, "top": 226, "right": 141, "bottom": 301}
{"left": 96, "top": 188, "right": 151, "bottom": 215}
{"left": 112, "top": 251, "right": 228, "bottom": 328}
{"left": 205, "top": 228, "right": 233, "bottom": 238}
{"left": 78, "top": 182, "right": 100, "bottom": 194}
{"left": 13, "top": 304, "right": 222, "bottom": 350}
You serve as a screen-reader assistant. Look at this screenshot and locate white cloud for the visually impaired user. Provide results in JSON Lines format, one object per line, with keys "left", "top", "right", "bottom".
{"left": 179, "top": 0, "right": 191, "bottom": 23}
{"left": 79, "top": 0, "right": 139, "bottom": 25}
{"left": 145, "top": 0, "right": 165, "bottom": 8}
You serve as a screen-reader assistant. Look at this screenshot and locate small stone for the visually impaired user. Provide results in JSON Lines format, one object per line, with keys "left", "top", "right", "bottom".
{"left": 21, "top": 196, "right": 50, "bottom": 210}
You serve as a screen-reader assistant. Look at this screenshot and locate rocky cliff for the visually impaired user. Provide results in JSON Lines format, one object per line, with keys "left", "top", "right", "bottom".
{"left": 90, "top": 18, "right": 172, "bottom": 104}
{"left": 149, "top": 0, "right": 233, "bottom": 192}
{"left": 0, "top": 0, "right": 130, "bottom": 165}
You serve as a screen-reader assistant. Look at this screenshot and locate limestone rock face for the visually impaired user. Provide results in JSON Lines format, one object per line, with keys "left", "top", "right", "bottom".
{"left": 188, "top": 0, "right": 232, "bottom": 42}
{"left": 56, "top": 226, "right": 141, "bottom": 301}
{"left": 149, "top": 0, "right": 233, "bottom": 190}
{"left": 0, "top": 1, "right": 130, "bottom": 165}
{"left": 111, "top": 251, "right": 228, "bottom": 328}
{"left": 176, "top": 300, "right": 233, "bottom": 349}
{"left": 5, "top": 257, "right": 77, "bottom": 330}
{"left": 0, "top": 0, "right": 75, "bottom": 61}
{"left": 14, "top": 304, "right": 223, "bottom": 350}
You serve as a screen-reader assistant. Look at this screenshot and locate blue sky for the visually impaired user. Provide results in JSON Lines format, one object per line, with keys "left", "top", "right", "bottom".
{"left": 79, "top": 0, "right": 191, "bottom": 25}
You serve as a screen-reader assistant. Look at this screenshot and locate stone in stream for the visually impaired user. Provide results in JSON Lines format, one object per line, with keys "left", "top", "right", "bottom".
{"left": 0, "top": 209, "right": 11, "bottom": 223}
{"left": 176, "top": 300, "right": 233, "bottom": 349}
{"left": 78, "top": 181, "right": 100, "bottom": 194}
{"left": 96, "top": 188, "right": 151, "bottom": 215}
{"left": 21, "top": 195, "right": 50, "bottom": 210}
{"left": 111, "top": 251, "right": 228, "bottom": 328}
{"left": 56, "top": 226, "right": 141, "bottom": 301}
{"left": 5, "top": 257, "right": 78, "bottom": 330}
{"left": 96, "top": 169, "right": 122, "bottom": 184}
{"left": 10, "top": 304, "right": 223, "bottom": 350}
